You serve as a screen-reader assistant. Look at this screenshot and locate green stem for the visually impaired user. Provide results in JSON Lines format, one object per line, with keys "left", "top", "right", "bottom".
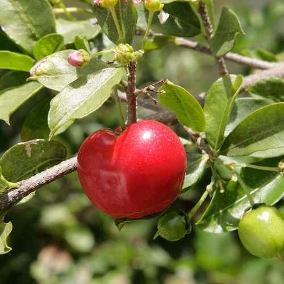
{"left": 113, "top": 91, "right": 126, "bottom": 129}
{"left": 109, "top": 7, "right": 124, "bottom": 43}
{"left": 235, "top": 173, "right": 255, "bottom": 207}
{"left": 53, "top": 7, "right": 92, "bottom": 14}
{"left": 144, "top": 11, "right": 154, "bottom": 40}
{"left": 188, "top": 189, "right": 210, "bottom": 220}
{"left": 242, "top": 164, "right": 279, "bottom": 172}
{"left": 58, "top": 1, "right": 76, "bottom": 20}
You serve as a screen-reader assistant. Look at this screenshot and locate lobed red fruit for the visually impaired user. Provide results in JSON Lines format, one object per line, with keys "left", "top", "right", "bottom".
{"left": 77, "top": 120, "right": 187, "bottom": 219}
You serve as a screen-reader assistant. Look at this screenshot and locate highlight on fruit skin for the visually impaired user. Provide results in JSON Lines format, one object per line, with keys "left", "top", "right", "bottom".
{"left": 238, "top": 206, "right": 284, "bottom": 258}
{"left": 77, "top": 120, "right": 187, "bottom": 219}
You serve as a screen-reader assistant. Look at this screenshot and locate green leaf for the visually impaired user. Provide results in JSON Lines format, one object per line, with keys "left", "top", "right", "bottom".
{"left": 0, "top": 71, "right": 29, "bottom": 90}
{"left": 152, "top": 2, "right": 201, "bottom": 37}
{"left": 92, "top": 0, "right": 137, "bottom": 44}
{"left": 74, "top": 36, "right": 91, "bottom": 53}
{"left": 182, "top": 143, "right": 209, "bottom": 191}
{"left": 204, "top": 74, "right": 243, "bottom": 150}
{"left": 248, "top": 78, "right": 284, "bottom": 102}
{"left": 0, "top": 0, "right": 56, "bottom": 54}
{"left": 0, "top": 139, "right": 67, "bottom": 182}
{"left": 158, "top": 80, "right": 205, "bottom": 132}
{"left": 30, "top": 50, "right": 77, "bottom": 92}
{"left": 0, "top": 81, "right": 42, "bottom": 124}
{"left": 198, "top": 158, "right": 284, "bottom": 233}
{"left": 56, "top": 18, "right": 101, "bottom": 45}
{"left": 33, "top": 33, "right": 64, "bottom": 60}
{"left": 210, "top": 7, "right": 244, "bottom": 57}
{"left": 0, "top": 221, "right": 12, "bottom": 254}
{"left": 0, "top": 51, "right": 34, "bottom": 71}
{"left": 21, "top": 97, "right": 51, "bottom": 141}
{"left": 221, "top": 103, "right": 284, "bottom": 158}
{"left": 48, "top": 62, "right": 125, "bottom": 137}
{"left": 225, "top": 97, "right": 271, "bottom": 137}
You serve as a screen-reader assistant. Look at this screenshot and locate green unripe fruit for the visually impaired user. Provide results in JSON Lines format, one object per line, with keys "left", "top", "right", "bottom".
{"left": 238, "top": 206, "right": 284, "bottom": 258}
{"left": 156, "top": 211, "right": 187, "bottom": 241}
{"left": 144, "top": 0, "right": 164, "bottom": 12}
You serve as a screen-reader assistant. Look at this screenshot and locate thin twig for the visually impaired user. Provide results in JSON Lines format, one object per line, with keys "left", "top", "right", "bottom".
{"left": 174, "top": 37, "right": 276, "bottom": 70}
{"left": 198, "top": 1, "right": 228, "bottom": 76}
{"left": 126, "top": 61, "right": 137, "bottom": 125}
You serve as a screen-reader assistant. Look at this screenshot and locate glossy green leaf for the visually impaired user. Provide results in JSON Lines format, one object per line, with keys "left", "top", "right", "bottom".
{"left": 0, "top": 0, "right": 55, "bottom": 54}
{"left": 182, "top": 143, "right": 209, "bottom": 191}
{"left": 152, "top": 2, "right": 201, "bottom": 37}
{"left": 249, "top": 78, "right": 284, "bottom": 102}
{"left": 0, "top": 51, "right": 34, "bottom": 71}
{"left": 225, "top": 97, "right": 271, "bottom": 137}
{"left": 33, "top": 34, "right": 64, "bottom": 60}
{"left": 0, "top": 140, "right": 67, "bottom": 182}
{"left": 30, "top": 50, "right": 77, "bottom": 91}
{"left": 48, "top": 62, "right": 125, "bottom": 137}
{"left": 21, "top": 97, "right": 51, "bottom": 141}
{"left": 198, "top": 158, "right": 284, "bottom": 233}
{"left": 0, "top": 221, "right": 12, "bottom": 254}
{"left": 158, "top": 80, "right": 205, "bottom": 132}
{"left": 222, "top": 103, "right": 284, "bottom": 158}
{"left": 204, "top": 75, "right": 243, "bottom": 150}
{"left": 56, "top": 18, "right": 101, "bottom": 45}
{"left": 92, "top": 1, "right": 137, "bottom": 44}
{"left": 210, "top": 7, "right": 244, "bottom": 57}
{"left": 0, "top": 82, "right": 42, "bottom": 124}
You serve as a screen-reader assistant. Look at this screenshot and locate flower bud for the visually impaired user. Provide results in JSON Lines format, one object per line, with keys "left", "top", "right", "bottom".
{"left": 144, "top": 0, "right": 164, "bottom": 12}
{"left": 67, "top": 50, "right": 90, "bottom": 68}
{"left": 114, "top": 44, "right": 144, "bottom": 65}
{"left": 93, "top": 0, "right": 118, "bottom": 8}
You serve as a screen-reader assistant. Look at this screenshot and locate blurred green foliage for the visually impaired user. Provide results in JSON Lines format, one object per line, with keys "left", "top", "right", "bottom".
{"left": 1, "top": 0, "right": 284, "bottom": 283}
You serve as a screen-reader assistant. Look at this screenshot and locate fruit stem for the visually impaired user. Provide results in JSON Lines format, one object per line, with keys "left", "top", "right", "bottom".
{"left": 109, "top": 6, "right": 124, "bottom": 43}
{"left": 235, "top": 173, "right": 255, "bottom": 207}
{"left": 144, "top": 11, "right": 154, "bottom": 40}
{"left": 126, "top": 61, "right": 137, "bottom": 125}
{"left": 113, "top": 90, "right": 126, "bottom": 129}
{"left": 188, "top": 188, "right": 210, "bottom": 220}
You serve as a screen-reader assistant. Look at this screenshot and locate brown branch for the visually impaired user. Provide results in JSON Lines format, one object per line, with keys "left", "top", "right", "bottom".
{"left": 198, "top": 1, "right": 229, "bottom": 76}
{"left": 1, "top": 64, "right": 284, "bottom": 213}
{"left": 0, "top": 157, "right": 77, "bottom": 212}
{"left": 126, "top": 61, "right": 137, "bottom": 125}
{"left": 174, "top": 37, "right": 276, "bottom": 70}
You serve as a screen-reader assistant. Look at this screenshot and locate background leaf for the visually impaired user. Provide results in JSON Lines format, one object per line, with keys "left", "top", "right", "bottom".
{"left": 0, "top": 140, "right": 66, "bottom": 182}
{"left": 152, "top": 2, "right": 201, "bottom": 37}
{"left": 158, "top": 80, "right": 205, "bottom": 132}
{"left": 0, "top": 221, "right": 12, "bottom": 255}
{"left": 210, "top": 7, "right": 244, "bottom": 56}
{"left": 0, "top": 51, "right": 34, "bottom": 71}
{"left": 92, "top": 1, "right": 137, "bottom": 44}
{"left": 0, "top": 82, "right": 42, "bottom": 124}
{"left": 222, "top": 103, "right": 284, "bottom": 158}
{"left": 56, "top": 18, "right": 100, "bottom": 45}
{"left": 0, "top": 0, "right": 55, "bottom": 54}
{"left": 33, "top": 34, "right": 64, "bottom": 60}
{"left": 204, "top": 75, "right": 243, "bottom": 150}
{"left": 248, "top": 78, "right": 284, "bottom": 102}
{"left": 48, "top": 62, "right": 125, "bottom": 137}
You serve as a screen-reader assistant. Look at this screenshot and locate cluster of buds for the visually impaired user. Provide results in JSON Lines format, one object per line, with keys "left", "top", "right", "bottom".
{"left": 114, "top": 44, "right": 144, "bottom": 65}
{"left": 93, "top": 0, "right": 164, "bottom": 12}
{"left": 67, "top": 49, "right": 90, "bottom": 68}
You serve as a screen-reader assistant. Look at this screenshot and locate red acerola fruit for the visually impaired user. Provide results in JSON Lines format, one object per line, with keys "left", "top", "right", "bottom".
{"left": 77, "top": 120, "right": 187, "bottom": 219}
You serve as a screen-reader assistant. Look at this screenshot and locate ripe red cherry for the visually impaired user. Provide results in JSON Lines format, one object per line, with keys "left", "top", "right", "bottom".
{"left": 77, "top": 120, "right": 186, "bottom": 219}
